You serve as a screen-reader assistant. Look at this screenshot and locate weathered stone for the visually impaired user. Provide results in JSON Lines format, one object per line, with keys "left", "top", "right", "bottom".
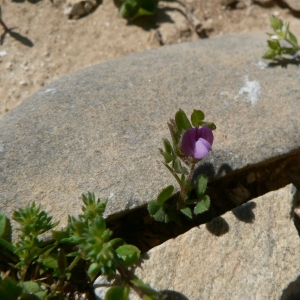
{"left": 252, "top": 0, "right": 274, "bottom": 7}
{"left": 64, "top": 0, "right": 98, "bottom": 19}
{"left": 131, "top": 184, "right": 300, "bottom": 300}
{"left": 282, "top": 0, "right": 300, "bottom": 12}
{"left": 1, "top": 32, "right": 300, "bottom": 230}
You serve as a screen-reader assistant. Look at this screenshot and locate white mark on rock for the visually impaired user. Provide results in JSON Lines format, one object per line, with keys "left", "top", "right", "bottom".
{"left": 41, "top": 88, "right": 56, "bottom": 94}
{"left": 239, "top": 76, "right": 261, "bottom": 106}
{"left": 0, "top": 50, "right": 7, "bottom": 57}
{"left": 256, "top": 61, "right": 267, "bottom": 70}
{"left": 108, "top": 193, "right": 114, "bottom": 200}
{"left": 101, "top": 103, "right": 106, "bottom": 111}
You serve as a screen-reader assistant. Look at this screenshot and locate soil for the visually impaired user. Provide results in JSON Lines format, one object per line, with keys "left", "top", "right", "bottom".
{"left": 0, "top": 0, "right": 300, "bottom": 118}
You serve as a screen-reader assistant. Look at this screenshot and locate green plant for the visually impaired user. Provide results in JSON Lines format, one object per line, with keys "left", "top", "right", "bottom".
{"left": 119, "top": 0, "right": 157, "bottom": 20}
{"left": 263, "top": 15, "right": 300, "bottom": 60}
{"left": 148, "top": 108, "right": 216, "bottom": 224}
{"left": 0, "top": 193, "right": 165, "bottom": 299}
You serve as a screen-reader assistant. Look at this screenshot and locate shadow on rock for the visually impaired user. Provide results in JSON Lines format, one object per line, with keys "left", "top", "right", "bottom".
{"left": 232, "top": 201, "right": 256, "bottom": 223}
{"left": 193, "top": 162, "right": 233, "bottom": 182}
{"left": 161, "top": 290, "right": 189, "bottom": 300}
{"left": 267, "top": 56, "right": 300, "bottom": 68}
{"left": 280, "top": 274, "right": 300, "bottom": 300}
{"left": 206, "top": 216, "right": 229, "bottom": 236}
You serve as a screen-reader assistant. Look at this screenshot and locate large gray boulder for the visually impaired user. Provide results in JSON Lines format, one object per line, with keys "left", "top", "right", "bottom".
{"left": 1, "top": 32, "right": 300, "bottom": 229}
{"left": 131, "top": 184, "right": 300, "bottom": 300}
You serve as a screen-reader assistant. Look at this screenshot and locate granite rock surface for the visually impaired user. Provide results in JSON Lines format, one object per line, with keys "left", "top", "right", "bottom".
{"left": 1, "top": 32, "right": 300, "bottom": 229}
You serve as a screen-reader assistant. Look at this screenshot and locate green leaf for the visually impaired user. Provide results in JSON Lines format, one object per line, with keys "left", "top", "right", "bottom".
{"left": 191, "top": 109, "right": 205, "bottom": 127}
{"left": 196, "top": 175, "right": 208, "bottom": 199}
{"left": 267, "top": 39, "right": 279, "bottom": 50}
{"left": 19, "top": 281, "right": 41, "bottom": 294}
{"left": 159, "top": 148, "right": 174, "bottom": 164}
{"left": 157, "top": 185, "right": 174, "bottom": 205}
{"left": 288, "top": 30, "right": 298, "bottom": 47}
{"left": 52, "top": 230, "right": 70, "bottom": 242}
{"left": 109, "top": 238, "right": 125, "bottom": 250}
{"left": 270, "top": 15, "right": 283, "bottom": 32}
{"left": 262, "top": 48, "right": 276, "bottom": 60}
{"left": 200, "top": 121, "right": 216, "bottom": 130}
{"left": 175, "top": 108, "right": 192, "bottom": 133}
{"left": 0, "top": 278, "right": 23, "bottom": 299}
{"left": 194, "top": 196, "right": 210, "bottom": 215}
{"left": 162, "top": 138, "right": 173, "bottom": 154}
{"left": 105, "top": 286, "right": 127, "bottom": 300}
{"left": 0, "top": 214, "right": 6, "bottom": 237}
{"left": 116, "top": 245, "right": 140, "bottom": 267}
{"left": 148, "top": 201, "right": 165, "bottom": 222}
{"left": 164, "top": 211, "right": 181, "bottom": 225}
{"left": 180, "top": 207, "right": 192, "bottom": 219}
{"left": 172, "top": 157, "right": 188, "bottom": 175}
{"left": 87, "top": 262, "right": 101, "bottom": 281}
{"left": 42, "top": 253, "right": 58, "bottom": 269}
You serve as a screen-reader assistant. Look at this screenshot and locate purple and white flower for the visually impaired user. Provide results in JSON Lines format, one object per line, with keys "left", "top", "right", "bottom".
{"left": 181, "top": 127, "right": 214, "bottom": 159}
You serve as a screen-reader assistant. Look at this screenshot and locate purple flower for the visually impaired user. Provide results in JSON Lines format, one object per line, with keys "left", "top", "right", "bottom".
{"left": 181, "top": 127, "right": 214, "bottom": 159}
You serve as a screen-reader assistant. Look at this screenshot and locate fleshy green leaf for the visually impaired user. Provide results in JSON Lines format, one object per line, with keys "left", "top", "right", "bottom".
{"left": 270, "top": 15, "right": 283, "bottom": 32}
{"left": 148, "top": 201, "right": 165, "bottom": 222}
{"left": 130, "top": 278, "right": 160, "bottom": 295}
{"left": 52, "top": 230, "right": 70, "bottom": 242}
{"left": 191, "top": 109, "right": 205, "bottom": 127}
{"left": 116, "top": 244, "right": 140, "bottom": 267}
{"left": 157, "top": 185, "right": 174, "bottom": 205}
{"left": 19, "top": 281, "right": 41, "bottom": 294}
{"left": 196, "top": 175, "right": 208, "bottom": 199}
{"left": 262, "top": 48, "right": 276, "bottom": 60}
{"left": 194, "top": 196, "right": 210, "bottom": 215}
{"left": 109, "top": 238, "right": 125, "bottom": 250}
{"left": 105, "top": 286, "right": 127, "bottom": 300}
{"left": 175, "top": 108, "right": 192, "bottom": 133}
{"left": 267, "top": 39, "right": 279, "bottom": 50}
{"left": 288, "top": 30, "right": 298, "bottom": 47}
{"left": 0, "top": 278, "right": 23, "bottom": 299}
{"left": 180, "top": 207, "right": 192, "bottom": 219}
{"left": 42, "top": 253, "right": 58, "bottom": 269}
{"left": 0, "top": 214, "right": 6, "bottom": 237}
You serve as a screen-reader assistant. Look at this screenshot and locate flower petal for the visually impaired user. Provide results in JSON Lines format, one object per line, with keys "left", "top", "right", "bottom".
{"left": 197, "top": 127, "right": 214, "bottom": 146}
{"left": 181, "top": 128, "right": 197, "bottom": 157}
{"left": 194, "top": 138, "right": 212, "bottom": 159}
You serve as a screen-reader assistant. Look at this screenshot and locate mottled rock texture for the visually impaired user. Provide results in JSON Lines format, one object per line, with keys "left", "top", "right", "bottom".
{"left": 132, "top": 184, "right": 300, "bottom": 300}
{"left": 1, "top": 33, "right": 300, "bottom": 230}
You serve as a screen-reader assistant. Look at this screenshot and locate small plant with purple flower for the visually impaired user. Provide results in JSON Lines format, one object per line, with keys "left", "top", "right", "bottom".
{"left": 148, "top": 108, "right": 216, "bottom": 223}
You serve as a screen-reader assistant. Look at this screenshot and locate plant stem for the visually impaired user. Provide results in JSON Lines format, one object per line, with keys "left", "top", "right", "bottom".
{"left": 116, "top": 260, "right": 144, "bottom": 298}
{"left": 178, "top": 163, "right": 195, "bottom": 209}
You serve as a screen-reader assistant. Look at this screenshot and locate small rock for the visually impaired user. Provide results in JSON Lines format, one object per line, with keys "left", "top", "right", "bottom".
{"left": 64, "top": 0, "right": 98, "bottom": 19}
{"left": 221, "top": 0, "right": 238, "bottom": 6}
{"left": 252, "top": 0, "right": 274, "bottom": 7}
{"left": 282, "top": 0, "right": 300, "bottom": 12}
{"left": 226, "top": 183, "right": 250, "bottom": 205}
